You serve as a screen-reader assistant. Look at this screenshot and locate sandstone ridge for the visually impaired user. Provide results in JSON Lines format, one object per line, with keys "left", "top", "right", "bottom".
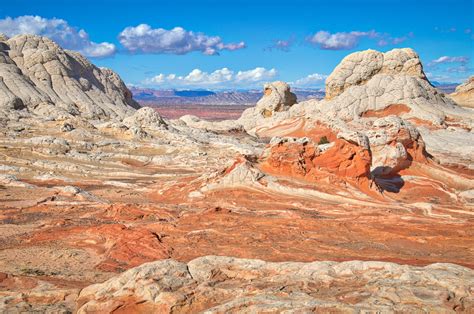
{"left": 0, "top": 33, "right": 139, "bottom": 121}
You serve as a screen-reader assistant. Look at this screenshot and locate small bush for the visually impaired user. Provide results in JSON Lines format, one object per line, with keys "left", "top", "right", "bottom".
{"left": 318, "top": 136, "right": 329, "bottom": 145}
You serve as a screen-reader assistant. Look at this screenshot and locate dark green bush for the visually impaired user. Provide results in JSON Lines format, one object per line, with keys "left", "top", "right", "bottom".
{"left": 318, "top": 136, "right": 329, "bottom": 145}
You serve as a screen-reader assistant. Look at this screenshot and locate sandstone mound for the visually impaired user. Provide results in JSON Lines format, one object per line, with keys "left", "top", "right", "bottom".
{"left": 0, "top": 34, "right": 139, "bottom": 121}
{"left": 256, "top": 81, "right": 297, "bottom": 116}
{"left": 319, "top": 48, "right": 470, "bottom": 125}
{"left": 325, "top": 48, "right": 427, "bottom": 99}
{"left": 122, "top": 107, "right": 167, "bottom": 129}
{"left": 449, "top": 76, "right": 474, "bottom": 108}
{"left": 232, "top": 48, "right": 473, "bottom": 169}
{"left": 238, "top": 81, "right": 297, "bottom": 133}
{"left": 76, "top": 256, "right": 474, "bottom": 313}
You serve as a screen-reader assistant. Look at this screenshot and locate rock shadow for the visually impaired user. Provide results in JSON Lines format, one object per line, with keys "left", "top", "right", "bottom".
{"left": 371, "top": 166, "right": 405, "bottom": 193}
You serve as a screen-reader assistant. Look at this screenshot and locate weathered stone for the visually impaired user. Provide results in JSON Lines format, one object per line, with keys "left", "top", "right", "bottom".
{"left": 450, "top": 76, "right": 474, "bottom": 108}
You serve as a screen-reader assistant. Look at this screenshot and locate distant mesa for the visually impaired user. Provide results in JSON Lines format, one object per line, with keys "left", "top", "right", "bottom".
{"left": 129, "top": 86, "right": 324, "bottom": 106}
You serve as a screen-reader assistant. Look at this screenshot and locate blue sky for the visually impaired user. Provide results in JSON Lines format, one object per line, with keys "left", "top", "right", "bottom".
{"left": 0, "top": 0, "right": 473, "bottom": 89}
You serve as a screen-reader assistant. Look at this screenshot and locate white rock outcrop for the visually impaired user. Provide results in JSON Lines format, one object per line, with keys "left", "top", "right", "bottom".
{"left": 0, "top": 34, "right": 139, "bottom": 120}
{"left": 76, "top": 255, "right": 474, "bottom": 313}
{"left": 122, "top": 107, "right": 167, "bottom": 129}
{"left": 255, "top": 81, "right": 297, "bottom": 116}
{"left": 318, "top": 48, "right": 470, "bottom": 124}
{"left": 449, "top": 76, "right": 474, "bottom": 108}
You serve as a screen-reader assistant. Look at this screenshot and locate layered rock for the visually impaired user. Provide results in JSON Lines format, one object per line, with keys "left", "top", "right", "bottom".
{"left": 318, "top": 48, "right": 470, "bottom": 125}
{"left": 232, "top": 48, "right": 473, "bottom": 169}
{"left": 365, "top": 116, "right": 427, "bottom": 176}
{"left": 260, "top": 135, "right": 371, "bottom": 182}
{"left": 76, "top": 256, "right": 474, "bottom": 313}
{"left": 325, "top": 48, "right": 427, "bottom": 99}
{"left": 238, "top": 81, "right": 297, "bottom": 133}
{"left": 0, "top": 34, "right": 139, "bottom": 120}
{"left": 255, "top": 81, "right": 297, "bottom": 117}
{"left": 1, "top": 41, "right": 473, "bottom": 314}
{"left": 449, "top": 76, "right": 474, "bottom": 108}
{"left": 122, "top": 107, "right": 167, "bottom": 129}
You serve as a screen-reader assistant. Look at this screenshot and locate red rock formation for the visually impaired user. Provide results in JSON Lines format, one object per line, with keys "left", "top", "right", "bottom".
{"left": 260, "top": 138, "right": 371, "bottom": 183}
{"left": 362, "top": 104, "right": 411, "bottom": 118}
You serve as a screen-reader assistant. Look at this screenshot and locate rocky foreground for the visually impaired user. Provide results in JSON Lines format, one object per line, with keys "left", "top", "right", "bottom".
{"left": 0, "top": 34, "right": 473, "bottom": 312}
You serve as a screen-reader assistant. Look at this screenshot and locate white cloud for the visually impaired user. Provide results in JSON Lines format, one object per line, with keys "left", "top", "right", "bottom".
{"left": 291, "top": 73, "right": 327, "bottom": 87}
{"left": 235, "top": 67, "right": 277, "bottom": 82}
{"left": 0, "top": 15, "right": 116, "bottom": 57}
{"left": 119, "top": 24, "right": 245, "bottom": 55}
{"left": 307, "top": 30, "right": 412, "bottom": 50}
{"left": 307, "top": 30, "right": 378, "bottom": 50}
{"left": 429, "top": 56, "right": 469, "bottom": 66}
{"left": 446, "top": 65, "right": 472, "bottom": 73}
{"left": 265, "top": 37, "right": 295, "bottom": 52}
{"left": 143, "top": 67, "right": 277, "bottom": 88}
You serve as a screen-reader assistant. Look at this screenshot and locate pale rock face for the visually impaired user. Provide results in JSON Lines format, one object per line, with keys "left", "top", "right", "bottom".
{"left": 449, "top": 76, "right": 474, "bottom": 108}
{"left": 366, "top": 116, "right": 424, "bottom": 176}
{"left": 179, "top": 114, "right": 243, "bottom": 133}
{"left": 325, "top": 48, "right": 426, "bottom": 99}
{"left": 320, "top": 48, "right": 471, "bottom": 126}
{"left": 0, "top": 34, "right": 140, "bottom": 120}
{"left": 236, "top": 48, "right": 473, "bottom": 168}
{"left": 76, "top": 256, "right": 474, "bottom": 312}
{"left": 200, "top": 158, "right": 265, "bottom": 192}
{"left": 255, "top": 81, "right": 297, "bottom": 117}
{"left": 122, "top": 107, "right": 167, "bottom": 129}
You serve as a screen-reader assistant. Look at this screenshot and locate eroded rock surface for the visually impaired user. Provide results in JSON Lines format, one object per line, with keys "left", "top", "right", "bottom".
{"left": 450, "top": 76, "right": 474, "bottom": 108}
{"left": 0, "top": 34, "right": 139, "bottom": 120}
{"left": 0, "top": 37, "right": 473, "bottom": 313}
{"left": 76, "top": 256, "right": 474, "bottom": 313}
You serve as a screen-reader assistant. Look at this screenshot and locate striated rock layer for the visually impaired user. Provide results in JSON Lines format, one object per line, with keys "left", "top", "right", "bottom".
{"left": 0, "top": 37, "right": 473, "bottom": 313}
{"left": 450, "top": 76, "right": 474, "bottom": 108}
{"left": 76, "top": 256, "right": 474, "bottom": 313}
{"left": 0, "top": 33, "right": 139, "bottom": 121}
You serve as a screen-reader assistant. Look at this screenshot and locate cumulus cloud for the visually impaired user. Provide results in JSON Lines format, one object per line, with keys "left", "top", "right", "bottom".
{"left": 119, "top": 24, "right": 245, "bottom": 55}
{"left": 0, "top": 15, "right": 116, "bottom": 57}
{"left": 377, "top": 32, "right": 413, "bottom": 46}
{"left": 307, "top": 30, "right": 412, "bottom": 50}
{"left": 307, "top": 30, "right": 379, "bottom": 50}
{"left": 429, "top": 56, "right": 469, "bottom": 66}
{"left": 291, "top": 73, "right": 327, "bottom": 87}
{"left": 265, "top": 37, "right": 295, "bottom": 52}
{"left": 143, "top": 67, "right": 277, "bottom": 88}
{"left": 446, "top": 65, "right": 472, "bottom": 73}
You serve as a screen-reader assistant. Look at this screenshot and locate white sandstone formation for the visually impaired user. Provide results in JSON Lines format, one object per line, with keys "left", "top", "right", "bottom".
{"left": 449, "top": 76, "right": 474, "bottom": 108}
{"left": 122, "top": 107, "right": 167, "bottom": 129}
{"left": 0, "top": 34, "right": 139, "bottom": 121}
{"left": 318, "top": 48, "right": 470, "bottom": 124}
{"left": 255, "top": 81, "right": 297, "bottom": 116}
{"left": 325, "top": 48, "right": 426, "bottom": 99}
{"left": 76, "top": 256, "right": 474, "bottom": 313}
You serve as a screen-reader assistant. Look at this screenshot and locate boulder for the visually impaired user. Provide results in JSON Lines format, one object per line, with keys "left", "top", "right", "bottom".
{"left": 366, "top": 116, "right": 427, "bottom": 176}
{"left": 255, "top": 81, "right": 297, "bottom": 117}
{"left": 122, "top": 107, "right": 167, "bottom": 129}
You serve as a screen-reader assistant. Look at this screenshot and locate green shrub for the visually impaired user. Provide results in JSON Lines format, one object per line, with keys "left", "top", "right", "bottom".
{"left": 318, "top": 136, "right": 329, "bottom": 145}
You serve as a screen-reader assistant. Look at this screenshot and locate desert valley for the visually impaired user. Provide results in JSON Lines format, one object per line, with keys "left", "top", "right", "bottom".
{"left": 0, "top": 1, "right": 474, "bottom": 311}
